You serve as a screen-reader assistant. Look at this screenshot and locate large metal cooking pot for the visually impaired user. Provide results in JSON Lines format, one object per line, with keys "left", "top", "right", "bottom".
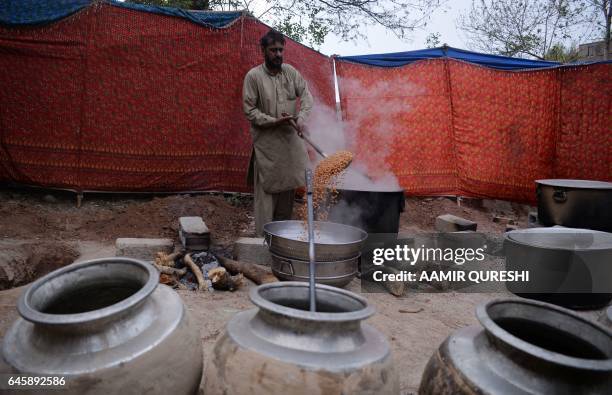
{"left": 536, "top": 179, "right": 612, "bottom": 232}
{"left": 504, "top": 227, "right": 612, "bottom": 309}
{"left": 327, "top": 188, "right": 405, "bottom": 234}
{"left": 270, "top": 252, "right": 358, "bottom": 287}
{"left": 1, "top": 258, "right": 203, "bottom": 394}
{"left": 263, "top": 220, "right": 367, "bottom": 262}
{"left": 419, "top": 298, "right": 612, "bottom": 394}
{"left": 204, "top": 282, "right": 398, "bottom": 394}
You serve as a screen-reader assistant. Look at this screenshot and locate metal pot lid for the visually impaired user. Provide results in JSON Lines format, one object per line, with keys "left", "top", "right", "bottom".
{"left": 535, "top": 179, "right": 612, "bottom": 189}
{"left": 507, "top": 227, "right": 612, "bottom": 250}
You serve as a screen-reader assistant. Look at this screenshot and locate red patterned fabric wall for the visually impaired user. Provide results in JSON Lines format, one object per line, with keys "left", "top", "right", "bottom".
{"left": 555, "top": 64, "right": 611, "bottom": 180}
{"left": 337, "top": 59, "right": 457, "bottom": 195}
{"left": 336, "top": 58, "right": 611, "bottom": 203}
{"left": 0, "top": 4, "right": 334, "bottom": 192}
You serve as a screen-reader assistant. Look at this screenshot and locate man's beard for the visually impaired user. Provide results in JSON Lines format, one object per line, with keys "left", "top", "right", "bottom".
{"left": 265, "top": 57, "right": 282, "bottom": 71}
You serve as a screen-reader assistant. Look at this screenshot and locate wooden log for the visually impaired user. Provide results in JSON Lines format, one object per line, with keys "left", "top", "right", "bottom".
{"left": 208, "top": 267, "right": 243, "bottom": 291}
{"left": 153, "top": 263, "right": 187, "bottom": 276}
{"left": 184, "top": 253, "right": 206, "bottom": 291}
{"left": 155, "top": 251, "right": 183, "bottom": 268}
{"left": 362, "top": 265, "right": 406, "bottom": 297}
{"left": 217, "top": 256, "right": 278, "bottom": 285}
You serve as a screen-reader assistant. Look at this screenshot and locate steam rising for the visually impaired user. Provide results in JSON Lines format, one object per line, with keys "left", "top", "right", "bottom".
{"left": 305, "top": 76, "right": 423, "bottom": 191}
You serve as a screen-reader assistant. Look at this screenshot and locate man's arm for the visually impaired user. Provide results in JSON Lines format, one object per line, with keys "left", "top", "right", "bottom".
{"left": 294, "top": 71, "right": 313, "bottom": 127}
{"left": 243, "top": 72, "right": 277, "bottom": 128}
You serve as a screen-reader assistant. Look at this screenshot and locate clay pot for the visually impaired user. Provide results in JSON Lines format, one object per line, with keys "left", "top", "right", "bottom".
{"left": 1, "top": 258, "right": 203, "bottom": 394}
{"left": 419, "top": 298, "right": 612, "bottom": 394}
{"left": 204, "top": 282, "right": 398, "bottom": 394}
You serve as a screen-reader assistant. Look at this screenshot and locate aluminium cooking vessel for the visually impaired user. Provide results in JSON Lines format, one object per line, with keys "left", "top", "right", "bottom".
{"left": 504, "top": 227, "right": 612, "bottom": 309}
{"left": 1, "top": 258, "right": 203, "bottom": 394}
{"left": 270, "top": 252, "right": 359, "bottom": 288}
{"left": 263, "top": 220, "right": 367, "bottom": 262}
{"left": 204, "top": 282, "right": 398, "bottom": 394}
{"left": 419, "top": 298, "right": 612, "bottom": 394}
{"left": 536, "top": 179, "right": 612, "bottom": 232}
{"left": 327, "top": 188, "right": 405, "bottom": 234}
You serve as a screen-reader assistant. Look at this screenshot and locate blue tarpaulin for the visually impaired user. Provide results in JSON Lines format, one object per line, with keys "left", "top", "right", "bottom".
{"left": 337, "top": 46, "right": 562, "bottom": 70}
{"left": 0, "top": 0, "right": 242, "bottom": 28}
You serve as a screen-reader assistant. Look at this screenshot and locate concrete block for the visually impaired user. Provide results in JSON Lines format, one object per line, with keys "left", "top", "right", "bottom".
{"left": 437, "top": 230, "right": 486, "bottom": 250}
{"left": 435, "top": 214, "right": 477, "bottom": 232}
{"left": 396, "top": 232, "right": 416, "bottom": 245}
{"left": 233, "top": 237, "right": 272, "bottom": 266}
{"left": 116, "top": 238, "right": 174, "bottom": 261}
{"left": 179, "top": 216, "right": 209, "bottom": 234}
{"left": 179, "top": 216, "right": 210, "bottom": 251}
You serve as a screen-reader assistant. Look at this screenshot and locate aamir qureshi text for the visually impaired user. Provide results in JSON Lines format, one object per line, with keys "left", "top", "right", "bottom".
{"left": 372, "top": 269, "right": 530, "bottom": 284}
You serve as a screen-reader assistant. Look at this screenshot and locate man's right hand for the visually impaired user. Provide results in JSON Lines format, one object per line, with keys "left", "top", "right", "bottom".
{"left": 274, "top": 115, "right": 296, "bottom": 127}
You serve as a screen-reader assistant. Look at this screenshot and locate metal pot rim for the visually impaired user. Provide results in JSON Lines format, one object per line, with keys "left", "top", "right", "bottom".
{"left": 263, "top": 220, "right": 368, "bottom": 246}
{"left": 505, "top": 227, "right": 612, "bottom": 251}
{"left": 477, "top": 298, "right": 612, "bottom": 371}
{"left": 536, "top": 179, "right": 612, "bottom": 189}
{"left": 17, "top": 257, "right": 158, "bottom": 326}
{"left": 250, "top": 281, "right": 375, "bottom": 323}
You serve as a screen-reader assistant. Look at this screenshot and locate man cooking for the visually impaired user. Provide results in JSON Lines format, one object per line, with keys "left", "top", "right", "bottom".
{"left": 243, "top": 29, "right": 313, "bottom": 236}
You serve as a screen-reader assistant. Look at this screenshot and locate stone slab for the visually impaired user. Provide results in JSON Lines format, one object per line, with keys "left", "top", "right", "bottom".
{"left": 115, "top": 238, "right": 173, "bottom": 261}
{"left": 233, "top": 237, "right": 272, "bottom": 266}
{"left": 179, "top": 217, "right": 209, "bottom": 235}
{"left": 435, "top": 214, "right": 477, "bottom": 232}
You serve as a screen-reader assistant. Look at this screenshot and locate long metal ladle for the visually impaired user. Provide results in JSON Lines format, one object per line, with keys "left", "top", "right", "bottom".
{"left": 305, "top": 169, "right": 316, "bottom": 312}
{"left": 287, "top": 119, "right": 375, "bottom": 182}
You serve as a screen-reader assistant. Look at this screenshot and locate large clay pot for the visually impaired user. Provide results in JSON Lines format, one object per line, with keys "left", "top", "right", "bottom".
{"left": 204, "top": 281, "right": 398, "bottom": 394}
{"left": 1, "top": 258, "right": 203, "bottom": 394}
{"left": 419, "top": 298, "right": 612, "bottom": 394}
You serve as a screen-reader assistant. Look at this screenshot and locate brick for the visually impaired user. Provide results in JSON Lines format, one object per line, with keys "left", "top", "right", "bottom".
{"left": 179, "top": 216, "right": 209, "bottom": 234}
{"left": 437, "top": 231, "right": 485, "bottom": 251}
{"left": 233, "top": 237, "right": 272, "bottom": 266}
{"left": 115, "top": 238, "right": 174, "bottom": 261}
{"left": 179, "top": 216, "right": 210, "bottom": 251}
{"left": 435, "top": 214, "right": 477, "bottom": 232}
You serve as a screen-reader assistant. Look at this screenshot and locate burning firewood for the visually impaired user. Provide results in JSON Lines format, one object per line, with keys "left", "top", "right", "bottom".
{"left": 217, "top": 256, "right": 278, "bottom": 285}
{"left": 153, "top": 263, "right": 187, "bottom": 277}
{"left": 155, "top": 251, "right": 183, "bottom": 267}
{"left": 362, "top": 265, "right": 405, "bottom": 297}
{"left": 208, "top": 267, "right": 243, "bottom": 291}
{"left": 184, "top": 253, "right": 207, "bottom": 291}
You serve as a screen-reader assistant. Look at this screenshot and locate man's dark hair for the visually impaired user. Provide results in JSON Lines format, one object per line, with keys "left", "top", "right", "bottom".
{"left": 260, "top": 29, "right": 285, "bottom": 49}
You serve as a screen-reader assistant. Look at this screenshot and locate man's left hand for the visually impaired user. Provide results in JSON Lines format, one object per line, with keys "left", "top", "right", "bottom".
{"left": 296, "top": 118, "right": 306, "bottom": 136}
{"left": 282, "top": 113, "right": 304, "bottom": 137}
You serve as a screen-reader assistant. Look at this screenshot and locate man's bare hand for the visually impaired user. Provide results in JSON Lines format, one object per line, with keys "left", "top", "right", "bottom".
{"left": 281, "top": 113, "right": 303, "bottom": 136}
{"left": 275, "top": 114, "right": 296, "bottom": 127}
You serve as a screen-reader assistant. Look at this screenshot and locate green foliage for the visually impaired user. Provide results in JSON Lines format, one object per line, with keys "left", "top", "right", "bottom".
{"left": 544, "top": 42, "right": 580, "bottom": 61}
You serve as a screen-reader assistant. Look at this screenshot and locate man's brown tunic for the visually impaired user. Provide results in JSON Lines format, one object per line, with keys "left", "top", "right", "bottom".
{"left": 243, "top": 63, "right": 313, "bottom": 235}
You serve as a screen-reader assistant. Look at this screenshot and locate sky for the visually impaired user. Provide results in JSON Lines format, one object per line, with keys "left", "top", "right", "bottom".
{"left": 114, "top": 0, "right": 474, "bottom": 57}
{"left": 318, "top": 0, "right": 473, "bottom": 57}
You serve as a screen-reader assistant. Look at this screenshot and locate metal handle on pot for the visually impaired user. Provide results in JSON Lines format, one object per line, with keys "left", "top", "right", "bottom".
{"left": 553, "top": 189, "right": 567, "bottom": 203}
{"left": 277, "top": 257, "right": 295, "bottom": 275}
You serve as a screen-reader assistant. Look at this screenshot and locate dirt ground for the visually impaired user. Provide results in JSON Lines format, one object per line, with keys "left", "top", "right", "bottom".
{"left": 0, "top": 188, "right": 609, "bottom": 394}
